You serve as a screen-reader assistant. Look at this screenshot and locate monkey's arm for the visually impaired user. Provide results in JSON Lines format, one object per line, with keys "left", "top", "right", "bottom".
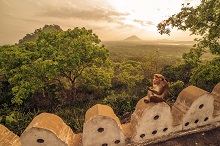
{"left": 148, "top": 87, "right": 164, "bottom": 95}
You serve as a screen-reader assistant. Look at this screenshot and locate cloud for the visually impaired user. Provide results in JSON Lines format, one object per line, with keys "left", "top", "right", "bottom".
{"left": 133, "top": 19, "right": 154, "bottom": 26}
{"left": 37, "top": 3, "right": 129, "bottom": 24}
{"left": 116, "top": 23, "right": 134, "bottom": 29}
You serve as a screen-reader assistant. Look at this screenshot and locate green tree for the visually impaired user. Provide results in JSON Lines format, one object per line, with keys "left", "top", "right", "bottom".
{"left": 190, "top": 58, "right": 220, "bottom": 91}
{"left": 78, "top": 66, "right": 113, "bottom": 95}
{"left": 0, "top": 27, "right": 112, "bottom": 105}
{"left": 140, "top": 52, "right": 168, "bottom": 79}
{"left": 160, "top": 63, "right": 193, "bottom": 84}
{"left": 168, "top": 80, "right": 185, "bottom": 101}
{"left": 182, "top": 47, "right": 204, "bottom": 67}
{"left": 0, "top": 44, "right": 37, "bottom": 105}
{"left": 112, "top": 60, "right": 145, "bottom": 95}
{"left": 157, "top": 0, "right": 220, "bottom": 91}
{"left": 157, "top": 0, "right": 220, "bottom": 55}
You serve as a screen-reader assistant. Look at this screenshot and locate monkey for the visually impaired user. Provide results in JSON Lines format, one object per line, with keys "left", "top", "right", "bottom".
{"left": 144, "top": 74, "right": 169, "bottom": 103}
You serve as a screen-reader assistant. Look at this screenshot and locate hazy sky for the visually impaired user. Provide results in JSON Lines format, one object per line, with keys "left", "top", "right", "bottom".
{"left": 0, "top": 0, "right": 201, "bottom": 45}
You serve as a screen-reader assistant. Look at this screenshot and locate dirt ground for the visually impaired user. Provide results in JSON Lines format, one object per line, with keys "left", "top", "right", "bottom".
{"left": 148, "top": 127, "right": 220, "bottom": 146}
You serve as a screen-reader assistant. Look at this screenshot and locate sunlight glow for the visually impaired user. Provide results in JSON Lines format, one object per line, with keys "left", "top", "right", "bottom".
{"left": 107, "top": 0, "right": 199, "bottom": 31}
{"left": 0, "top": 0, "right": 202, "bottom": 44}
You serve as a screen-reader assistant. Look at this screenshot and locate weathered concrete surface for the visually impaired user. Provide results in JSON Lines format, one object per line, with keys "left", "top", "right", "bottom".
{"left": 212, "top": 82, "right": 220, "bottom": 122}
{"left": 148, "top": 127, "right": 220, "bottom": 146}
{"left": 125, "top": 83, "right": 220, "bottom": 146}
{"left": 83, "top": 104, "right": 125, "bottom": 146}
{"left": 20, "top": 113, "right": 76, "bottom": 146}
{"left": 126, "top": 122, "right": 220, "bottom": 146}
{"left": 130, "top": 97, "right": 172, "bottom": 142}
{"left": 0, "top": 124, "right": 21, "bottom": 146}
{"left": 172, "top": 86, "right": 214, "bottom": 130}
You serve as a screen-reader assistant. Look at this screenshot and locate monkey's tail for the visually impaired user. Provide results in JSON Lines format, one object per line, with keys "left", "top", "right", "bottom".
{"left": 165, "top": 92, "right": 177, "bottom": 106}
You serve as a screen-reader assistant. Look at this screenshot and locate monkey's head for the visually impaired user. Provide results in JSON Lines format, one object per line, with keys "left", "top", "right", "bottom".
{"left": 153, "top": 74, "right": 165, "bottom": 85}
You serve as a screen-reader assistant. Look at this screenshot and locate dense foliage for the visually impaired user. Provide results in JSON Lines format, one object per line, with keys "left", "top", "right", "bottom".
{"left": 0, "top": 26, "right": 114, "bottom": 134}
{"left": 157, "top": 0, "right": 220, "bottom": 55}
{"left": 158, "top": 0, "right": 220, "bottom": 91}
{"left": 1, "top": 27, "right": 112, "bottom": 106}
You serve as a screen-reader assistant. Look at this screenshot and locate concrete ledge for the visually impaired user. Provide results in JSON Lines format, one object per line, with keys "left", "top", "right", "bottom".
{"left": 20, "top": 113, "right": 76, "bottom": 146}
{"left": 82, "top": 104, "right": 125, "bottom": 146}
{"left": 130, "top": 98, "right": 172, "bottom": 142}
{"left": 1, "top": 82, "right": 220, "bottom": 146}
{"left": 212, "top": 83, "right": 220, "bottom": 121}
{"left": 126, "top": 121, "right": 220, "bottom": 146}
{"left": 0, "top": 124, "right": 21, "bottom": 146}
{"left": 173, "top": 86, "right": 214, "bottom": 131}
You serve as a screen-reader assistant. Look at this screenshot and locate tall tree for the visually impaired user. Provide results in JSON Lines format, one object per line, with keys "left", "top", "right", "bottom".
{"left": 190, "top": 57, "right": 220, "bottom": 91}
{"left": 112, "top": 60, "right": 145, "bottom": 95}
{"left": 157, "top": 0, "right": 220, "bottom": 90}
{"left": 157, "top": 0, "right": 220, "bottom": 55}
{"left": 0, "top": 27, "right": 112, "bottom": 105}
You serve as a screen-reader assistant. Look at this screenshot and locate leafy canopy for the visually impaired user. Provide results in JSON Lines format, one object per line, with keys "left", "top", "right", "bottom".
{"left": 190, "top": 58, "right": 220, "bottom": 91}
{"left": 157, "top": 0, "right": 220, "bottom": 91}
{"left": 0, "top": 27, "right": 112, "bottom": 105}
{"left": 157, "top": 0, "right": 220, "bottom": 55}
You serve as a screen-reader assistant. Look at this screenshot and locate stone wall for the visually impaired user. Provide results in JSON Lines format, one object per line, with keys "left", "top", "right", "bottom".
{"left": 1, "top": 82, "right": 220, "bottom": 146}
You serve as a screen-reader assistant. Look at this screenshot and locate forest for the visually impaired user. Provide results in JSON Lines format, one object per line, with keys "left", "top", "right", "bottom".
{"left": 0, "top": 0, "right": 219, "bottom": 135}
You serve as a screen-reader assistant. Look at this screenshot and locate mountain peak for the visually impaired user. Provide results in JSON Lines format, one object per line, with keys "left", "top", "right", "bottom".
{"left": 124, "top": 35, "right": 142, "bottom": 41}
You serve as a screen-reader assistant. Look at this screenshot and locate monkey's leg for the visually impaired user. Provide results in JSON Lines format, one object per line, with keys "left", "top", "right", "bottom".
{"left": 144, "top": 96, "right": 151, "bottom": 103}
{"left": 150, "top": 96, "right": 164, "bottom": 103}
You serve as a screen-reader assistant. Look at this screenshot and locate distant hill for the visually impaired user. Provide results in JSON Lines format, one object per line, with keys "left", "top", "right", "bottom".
{"left": 124, "top": 35, "right": 142, "bottom": 41}
{"left": 18, "top": 24, "right": 63, "bottom": 45}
